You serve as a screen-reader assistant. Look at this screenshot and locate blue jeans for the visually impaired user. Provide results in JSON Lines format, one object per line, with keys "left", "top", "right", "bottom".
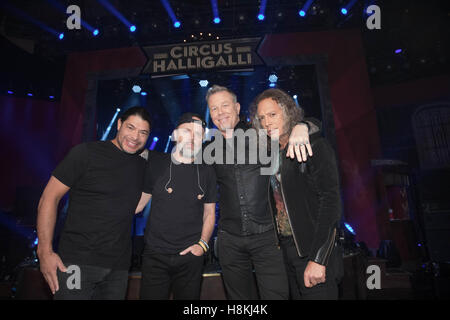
{"left": 54, "top": 263, "right": 128, "bottom": 300}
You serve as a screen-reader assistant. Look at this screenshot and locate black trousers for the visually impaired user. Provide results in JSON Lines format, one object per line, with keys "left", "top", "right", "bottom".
{"left": 54, "top": 263, "right": 128, "bottom": 300}
{"left": 140, "top": 250, "right": 205, "bottom": 300}
{"left": 217, "top": 229, "right": 289, "bottom": 300}
{"left": 280, "top": 236, "right": 344, "bottom": 300}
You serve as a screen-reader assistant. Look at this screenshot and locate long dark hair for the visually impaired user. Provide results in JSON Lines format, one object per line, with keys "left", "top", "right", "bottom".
{"left": 250, "top": 88, "right": 304, "bottom": 137}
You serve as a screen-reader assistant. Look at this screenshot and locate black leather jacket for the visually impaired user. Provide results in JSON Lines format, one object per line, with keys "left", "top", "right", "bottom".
{"left": 269, "top": 132, "right": 342, "bottom": 266}
{"left": 211, "top": 121, "right": 274, "bottom": 236}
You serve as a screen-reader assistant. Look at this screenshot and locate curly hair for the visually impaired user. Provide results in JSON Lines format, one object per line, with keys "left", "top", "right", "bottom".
{"left": 249, "top": 88, "right": 304, "bottom": 137}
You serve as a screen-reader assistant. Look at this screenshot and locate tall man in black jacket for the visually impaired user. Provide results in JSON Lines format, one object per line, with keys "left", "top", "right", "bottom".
{"left": 251, "top": 88, "right": 343, "bottom": 300}
{"left": 205, "top": 85, "right": 318, "bottom": 299}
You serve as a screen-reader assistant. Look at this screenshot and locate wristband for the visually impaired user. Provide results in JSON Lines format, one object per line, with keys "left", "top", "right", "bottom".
{"left": 197, "top": 241, "right": 207, "bottom": 253}
{"left": 199, "top": 239, "right": 209, "bottom": 251}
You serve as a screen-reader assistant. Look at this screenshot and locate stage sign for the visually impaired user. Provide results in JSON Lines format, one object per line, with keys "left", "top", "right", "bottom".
{"left": 141, "top": 38, "right": 263, "bottom": 75}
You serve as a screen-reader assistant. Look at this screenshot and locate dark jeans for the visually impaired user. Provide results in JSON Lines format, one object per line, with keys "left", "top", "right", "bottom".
{"left": 217, "top": 229, "right": 289, "bottom": 300}
{"left": 140, "top": 250, "right": 205, "bottom": 300}
{"left": 54, "top": 263, "right": 129, "bottom": 300}
{"left": 280, "top": 236, "right": 344, "bottom": 300}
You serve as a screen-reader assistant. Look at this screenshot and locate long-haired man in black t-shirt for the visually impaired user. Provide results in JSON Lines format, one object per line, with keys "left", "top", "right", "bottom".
{"left": 136, "top": 113, "right": 217, "bottom": 300}
{"left": 37, "top": 107, "right": 151, "bottom": 300}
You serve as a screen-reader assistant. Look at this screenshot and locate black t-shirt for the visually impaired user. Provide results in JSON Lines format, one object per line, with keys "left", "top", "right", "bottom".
{"left": 52, "top": 141, "right": 147, "bottom": 270}
{"left": 143, "top": 151, "right": 217, "bottom": 254}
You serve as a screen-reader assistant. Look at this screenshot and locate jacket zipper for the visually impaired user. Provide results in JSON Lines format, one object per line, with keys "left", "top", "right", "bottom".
{"left": 279, "top": 173, "right": 303, "bottom": 257}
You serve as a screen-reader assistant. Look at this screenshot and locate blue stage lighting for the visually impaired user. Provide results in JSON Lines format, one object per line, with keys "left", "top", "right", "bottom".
{"left": 341, "top": 8, "right": 348, "bottom": 15}
{"left": 153, "top": 137, "right": 159, "bottom": 142}
{"left": 395, "top": 49, "right": 402, "bottom": 54}
{"left": 269, "top": 83, "right": 276, "bottom": 88}
{"left": 132, "top": 85, "right": 142, "bottom": 93}
{"left": 130, "top": 25, "right": 136, "bottom": 32}
{"left": 257, "top": 14, "right": 265, "bottom": 21}
{"left": 59, "top": 33, "right": 64, "bottom": 40}
{"left": 268, "top": 74, "right": 278, "bottom": 83}
{"left": 49, "top": 95, "right": 55, "bottom": 99}
{"left": 7, "top": 90, "right": 13, "bottom": 94}
{"left": 174, "top": 21, "right": 181, "bottom": 28}
{"left": 93, "top": 29, "right": 99, "bottom": 36}
{"left": 199, "top": 80, "right": 209, "bottom": 87}
{"left": 293, "top": 95, "right": 298, "bottom": 99}
{"left": 117, "top": 108, "right": 121, "bottom": 112}
{"left": 344, "top": 222, "right": 355, "bottom": 235}
{"left": 27, "top": 93, "right": 33, "bottom": 97}
{"left": 141, "top": 91, "right": 148, "bottom": 96}
{"left": 213, "top": 17, "right": 221, "bottom": 24}
{"left": 299, "top": 10, "right": 306, "bottom": 17}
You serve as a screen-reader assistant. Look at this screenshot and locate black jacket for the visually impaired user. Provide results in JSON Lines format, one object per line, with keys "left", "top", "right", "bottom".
{"left": 210, "top": 121, "right": 274, "bottom": 236}
{"left": 269, "top": 132, "right": 342, "bottom": 266}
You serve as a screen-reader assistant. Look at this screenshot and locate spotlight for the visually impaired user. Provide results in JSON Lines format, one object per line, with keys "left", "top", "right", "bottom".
{"left": 117, "top": 108, "right": 121, "bottom": 112}
{"left": 141, "top": 91, "right": 148, "bottom": 96}
{"left": 7, "top": 90, "right": 13, "bottom": 94}
{"left": 58, "top": 33, "right": 64, "bottom": 40}
{"left": 257, "top": 14, "right": 265, "bottom": 20}
{"left": 268, "top": 74, "right": 278, "bottom": 83}
{"left": 344, "top": 222, "right": 355, "bottom": 235}
{"left": 132, "top": 85, "right": 142, "bottom": 93}
{"left": 340, "top": 8, "right": 348, "bottom": 15}
{"left": 293, "top": 95, "right": 298, "bottom": 99}
{"left": 199, "top": 80, "right": 209, "bottom": 87}
{"left": 269, "top": 83, "right": 276, "bottom": 88}
{"left": 93, "top": 29, "right": 99, "bottom": 36}
{"left": 395, "top": 48, "right": 402, "bottom": 54}
{"left": 153, "top": 137, "right": 159, "bottom": 142}
{"left": 213, "top": 17, "right": 221, "bottom": 24}
{"left": 174, "top": 21, "right": 181, "bottom": 28}
{"left": 27, "top": 93, "right": 33, "bottom": 97}
{"left": 299, "top": 10, "right": 306, "bottom": 17}
{"left": 49, "top": 95, "right": 55, "bottom": 99}
{"left": 130, "top": 25, "right": 136, "bottom": 32}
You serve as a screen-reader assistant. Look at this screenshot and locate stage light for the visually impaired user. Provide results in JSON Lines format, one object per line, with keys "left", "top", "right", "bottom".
{"left": 340, "top": 8, "right": 348, "bottom": 15}
{"left": 268, "top": 74, "right": 278, "bottom": 83}
{"left": 269, "top": 83, "right": 276, "bottom": 88}
{"left": 93, "top": 29, "right": 99, "bottom": 36}
{"left": 344, "top": 222, "right": 355, "bottom": 235}
{"left": 59, "top": 33, "right": 64, "bottom": 40}
{"left": 49, "top": 95, "right": 55, "bottom": 99}
{"left": 27, "top": 93, "right": 33, "bottom": 97}
{"left": 150, "top": 137, "right": 159, "bottom": 150}
{"left": 395, "top": 48, "right": 402, "bottom": 54}
{"left": 132, "top": 85, "right": 142, "bottom": 93}
{"left": 164, "top": 135, "right": 172, "bottom": 153}
{"left": 199, "top": 80, "right": 209, "bottom": 87}
{"left": 101, "top": 107, "right": 121, "bottom": 141}
{"left": 299, "top": 0, "right": 314, "bottom": 18}
{"left": 98, "top": 0, "right": 135, "bottom": 32}
{"left": 293, "top": 95, "right": 298, "bottom": 99}
{"left": 211, "top": 0, "right": 220, "bottom": 24}
{"left": 257, "top": 0, "right": 267, "bottom": 21}
{"left": 7, "top": 90, "right": 13, "bottom": 94}
{"left": 174, "top": 21, "right": 181, "bottom": 28}
{"left": 161, "top": 0, "right": 182, "bottom": 28}
{"left": 141, "top": 91, "right": 148, "bottom": 96}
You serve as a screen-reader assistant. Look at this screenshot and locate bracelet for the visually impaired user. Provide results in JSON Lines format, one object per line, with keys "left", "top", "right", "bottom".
{"left": 199, "top": 239, "right": 209, "bottom": 251}
{"left": 197, "top": 241, "right": 207, "bottom": 253}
